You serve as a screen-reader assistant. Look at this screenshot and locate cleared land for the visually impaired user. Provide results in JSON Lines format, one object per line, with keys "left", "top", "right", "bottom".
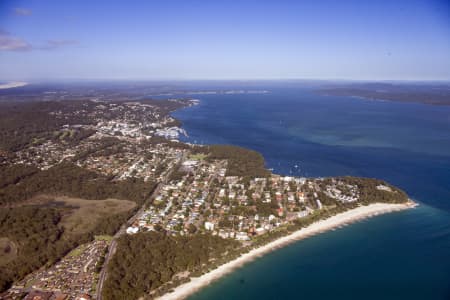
{"left": 26, "top": 195, "right": 136, "bottom": 235}
{"left": 188, "top": 153, "right": 207, "bottom": 160}
{"left": 0, "top": 195, "right": 137, "bottom": 290}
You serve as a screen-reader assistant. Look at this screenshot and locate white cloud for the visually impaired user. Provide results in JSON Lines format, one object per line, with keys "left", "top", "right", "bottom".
{"left": 14, "top": 8, "right": 32, "bottom": 16}
{"left": 40, "top": 39, "right": 79, "bottom": 50}
{"left": 0, "top": 30, "right": 79, "bottom": 52}
{"left": 0, "top": 30, "right": 32, "bottom": 51}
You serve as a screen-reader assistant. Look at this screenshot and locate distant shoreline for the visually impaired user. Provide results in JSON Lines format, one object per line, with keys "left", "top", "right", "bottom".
{"left": 317, "top": 87, "right": 450, "bottom": 106}
{"left": 158, "top": 201, "right": 417, "bottom": 300}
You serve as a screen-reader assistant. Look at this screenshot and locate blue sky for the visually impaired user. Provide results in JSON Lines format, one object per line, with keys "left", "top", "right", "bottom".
{"left": 0, "top": 0, "right": 449, "bottom": 81}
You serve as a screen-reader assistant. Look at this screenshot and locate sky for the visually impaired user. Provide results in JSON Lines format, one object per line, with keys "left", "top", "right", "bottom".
{"left": 0, "top": 0, "right": 449, "bottom": 81}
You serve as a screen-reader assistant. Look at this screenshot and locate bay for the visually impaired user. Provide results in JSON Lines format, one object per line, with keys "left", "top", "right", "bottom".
{"left": 170, "top": 86, "right": 450, "bottom": 300}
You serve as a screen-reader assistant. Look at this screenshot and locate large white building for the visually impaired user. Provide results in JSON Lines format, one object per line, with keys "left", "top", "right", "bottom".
{"left": 126, "top": 226, "right": 139, "bottom": 234}
{"left": 204, "top": 221, "right": 215, "bottom": 231}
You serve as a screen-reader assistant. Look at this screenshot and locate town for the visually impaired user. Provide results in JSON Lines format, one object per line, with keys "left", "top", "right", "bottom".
{"left": 127, "top": 156, "right": 362, "bottom": 242}
{"left": 0, "top": 97, "right": 403, "bottom": 300}
{"left": 9, "top": 99, "right": 196, "bottom": 177}
{"left": 6, "top": 237, "right": 110, "bottom": 300}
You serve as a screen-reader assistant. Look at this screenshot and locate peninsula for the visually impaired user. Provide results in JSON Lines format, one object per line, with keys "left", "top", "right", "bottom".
{"left": 0, "top": 89, "right": 415, "bottom": 300}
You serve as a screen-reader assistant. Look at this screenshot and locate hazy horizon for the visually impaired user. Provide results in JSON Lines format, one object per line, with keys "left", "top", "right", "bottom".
{"left": 2, "top": 78, "right": 450, "bottom": 84}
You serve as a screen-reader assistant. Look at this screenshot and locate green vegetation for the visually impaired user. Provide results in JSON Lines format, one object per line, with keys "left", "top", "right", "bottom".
{"left": 0, "top": 101, "right": 97, "bottom": 152}
{"left": 0, "top": 207, "right": 66, "bottom": 291}
{"left": 189, "top": 153, "right": 207, "bottom": 160}
{"left": 319, "top": 176, "right": 409, "bottom": 204}
{"left": 95, "top": 235, "right": 114, "bottom": 242}
{"left": 68, "top": 244, "right": 88, "bottom": 257}
{"left": 0, "top": 98, "right": 196, "bottom": 293}
{"left": 0, "top": 200, "right": 137, "bottom": 292}
{"left": 0, "top": 98, "right": 192, "bottom": 154}
{"left": 0, "top": 162, "right": 156, "bottom": 206}
{"left": 339, "top": 176, "right": 409, "bottom": 204}
{"left": 95, "top": 248, "right": 108, "bottom": 274}
{"left": 103, "top": 232, "right": 239, "bottom": 300}
{"left": 207, "top": 145, "right": 270, "bottom": 178}
{"left": 168, "top": 163, "right": 188, "bottom": 182}
{"left": 0, "top": 98, "right": 412, "bottom": 298}
{"left": 0, "top": 162, "right": 153, "bottom": 292}
{"left": 0, "top": 237, "right": 17, "bottom": 265}
{"left": 50, "top": 197, "right": 136, "bottom": 235}
{"left": 0, "top": 164, "right": 39, "bottom": 189}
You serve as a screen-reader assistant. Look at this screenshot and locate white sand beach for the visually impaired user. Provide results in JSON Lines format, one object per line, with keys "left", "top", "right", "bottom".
{"left": 159, "top": 201, "right": 416, "bottom": 300}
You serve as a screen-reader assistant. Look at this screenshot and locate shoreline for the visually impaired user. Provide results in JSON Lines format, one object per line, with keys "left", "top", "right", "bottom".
{"left": 158, "top": 201, "right": 417, "bottom": 300}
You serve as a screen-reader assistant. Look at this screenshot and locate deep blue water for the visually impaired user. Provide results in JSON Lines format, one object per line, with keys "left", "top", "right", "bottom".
{"left": 171, "top": 87, "right": 450, "bottom": 300}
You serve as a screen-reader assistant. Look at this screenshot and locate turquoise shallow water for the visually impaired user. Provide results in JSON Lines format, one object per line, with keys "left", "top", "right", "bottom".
{"left": 188, "top": 206, "right": 450, "bottom": 300}
{"left": 170, "top": 86, "right": 450, "bottom": 300}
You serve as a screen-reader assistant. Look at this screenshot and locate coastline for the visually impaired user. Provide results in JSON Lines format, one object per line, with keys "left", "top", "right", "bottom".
{"left": 158, "top": 201, "right": 417, "bottom": 300}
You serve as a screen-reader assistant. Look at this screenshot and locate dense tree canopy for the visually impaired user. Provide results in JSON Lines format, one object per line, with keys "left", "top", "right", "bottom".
{"left": 207, "top": 145, "right": 270, "bottom": 178}
{"left": 103, "top": 232, "right": 239, "bottom": 300}
{"left": 0, "top": 162, "right": 155, "bottom": 292}
{"left": 0, "top": 162, "right": 156, "bottom": 206}
{"left": 0, "top": 207, "right": 66, "bottom": 290}
{"left": 333, "top": 176, "right": 408, "bottom": 204}
{"left": 0, "top": 101, "right": 96, "bottom": 152}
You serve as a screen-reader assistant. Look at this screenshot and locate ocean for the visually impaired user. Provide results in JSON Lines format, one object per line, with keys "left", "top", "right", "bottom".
{"left": 170, "top": 85, "right": 450, "bottom": 300}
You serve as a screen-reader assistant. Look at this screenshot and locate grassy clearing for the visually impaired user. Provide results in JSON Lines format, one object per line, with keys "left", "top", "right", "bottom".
{"left": 26, "top": 195, "right": 136, "bottom": 235}
{"left": 68, "top": 243, "right": 88, "bottom": 257}
{"left": 189, "top": 153, "right": 207, "bottom": 160}
{"left": 57, "top": 196, "right": 136, "bottom": 235}
{"left": 24, "top": 278, "right": 37, "bottom": 288}
{"left": 0, "top": 195, "right": 136, "bottom": 290}
{"left": 95, "top": 235, "right": 114, "bottom": 242}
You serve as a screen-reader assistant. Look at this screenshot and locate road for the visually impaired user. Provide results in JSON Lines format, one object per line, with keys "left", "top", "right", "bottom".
{"left": 96, "top": 152, "right": 186, "bottom": 299}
